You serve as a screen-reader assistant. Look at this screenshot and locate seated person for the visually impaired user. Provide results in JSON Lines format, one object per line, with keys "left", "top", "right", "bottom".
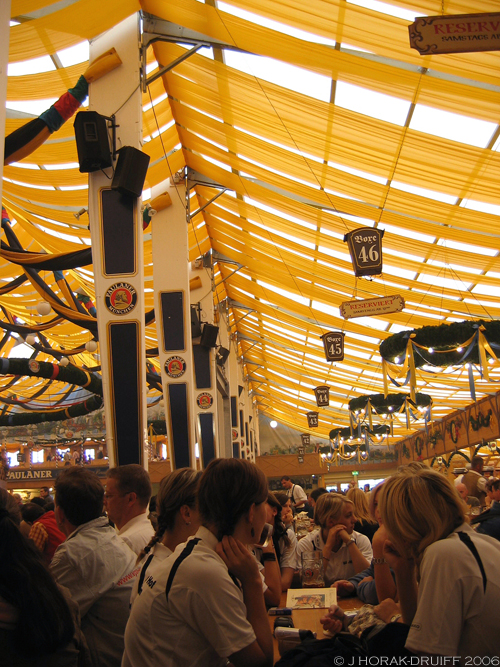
{"left": 253, "top": 492, "right": 299, "bottom": 594}
{"left": 122, "top": 459, "right": 273, "bottom": 667}
{"left": 306, "top": 487, "right": 328, "bottom": 521}
{"left": 297, "top": 493, "right": 372, "bottom": 586}
{"left": 346, "top": 487, "right": 378, "bottom": 542}
{"left": 334, "top": 481, "right": 396, "bottom": 605}
{"left": 471, "top": 477, "right": 500, "bottom": 541}
{"left": 379, "top": 468, "right": 500, "bottom": 658}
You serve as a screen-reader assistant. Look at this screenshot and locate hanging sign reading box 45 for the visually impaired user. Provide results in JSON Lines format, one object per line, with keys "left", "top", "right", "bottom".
{"left": 409, "top": 13, "right": 500, "bottom": 55}
{"left": 340, "top": 295, "right": 405, "bottom": 319}
{"left": 344, "top": 227, "right": 384, "bottom": 277}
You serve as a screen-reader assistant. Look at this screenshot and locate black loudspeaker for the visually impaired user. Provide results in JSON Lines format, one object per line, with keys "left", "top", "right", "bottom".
{"left": 191, "top": 304, "right": 202, "bottom": 338}
{"left": 200, "top": 323, "right": 219, "bottom": 349}
{"left": 216, "top": 346, "right": 230, "bottom": 366}
{"left": 74, "top": 111, "right": 112, "bottom": 173}
{"left": 111, "top": 146, "right": 150, "bottom": 198}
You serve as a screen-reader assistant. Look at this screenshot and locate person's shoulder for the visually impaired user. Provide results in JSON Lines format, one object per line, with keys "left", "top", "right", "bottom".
{"left": 352, "top": 530, "right": 371, "bottom": 545}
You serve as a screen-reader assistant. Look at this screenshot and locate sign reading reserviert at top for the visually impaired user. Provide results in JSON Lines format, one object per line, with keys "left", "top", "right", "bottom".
{"left": 340, "top": 295, "right": 405, "bottom": 319}
{"left": 409, "top": 13, "right": 500, "bottom": 55}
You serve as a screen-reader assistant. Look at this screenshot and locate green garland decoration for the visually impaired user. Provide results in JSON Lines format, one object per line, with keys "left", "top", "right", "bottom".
{"left": 329, "top": 424, "right": 389, "bottom": 440}
{"left": 379, "top": 319, "right": 500, "bottom": 368}
{"left": 348, "top": 393, "right": 432, "bottom": 414}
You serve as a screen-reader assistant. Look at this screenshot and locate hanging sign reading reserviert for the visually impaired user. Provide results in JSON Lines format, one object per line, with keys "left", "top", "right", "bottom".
{"left": 340, "top": 295, "right": 405, "bottom": 319}
{"left": 344, "top": 227, "right": 384, "bottom": 277}
{"left": 409, "top": 13, "right": 500, "bottom": 55}
{"left": 321, "top": 331, "right": 344, "bottom": 362}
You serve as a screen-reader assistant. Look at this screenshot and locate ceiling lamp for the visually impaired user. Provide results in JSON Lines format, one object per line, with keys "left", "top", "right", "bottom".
{"left": 85, "top": 340, "right": 98, "bottom": 353}
{"left": 36, "top": 302, "right": 51, "bottom": 316}
{"left": 59, "top": 357, "right": 69, "bottom": 367}
{"left": 25, "top": 334, "right": 37, "bottom": 346}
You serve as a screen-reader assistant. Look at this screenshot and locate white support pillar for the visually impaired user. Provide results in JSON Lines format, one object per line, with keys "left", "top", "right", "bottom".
{"left": 0, "top": 1, "right": 11, "bottom": 202}
{"left": 87, "top": 14, "right": 148, "bottom": 467}
{"left": 152, "top": 178, "right": 197, "bottom": 469}
{"left": 189, "top": 251, "right": 219, "bottom": 466}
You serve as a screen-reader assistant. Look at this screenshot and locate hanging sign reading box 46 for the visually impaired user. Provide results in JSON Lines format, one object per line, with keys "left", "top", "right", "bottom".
{"left": 340, "top": 295, "right": 405, "bottom": 319}
{"left": 409, "top": 13, "right": 500, "bottom": 55}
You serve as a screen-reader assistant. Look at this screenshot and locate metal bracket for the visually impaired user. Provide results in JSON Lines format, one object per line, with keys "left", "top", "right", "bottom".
{"left": 140, "top": 13, "right": 250, "bottom": 93}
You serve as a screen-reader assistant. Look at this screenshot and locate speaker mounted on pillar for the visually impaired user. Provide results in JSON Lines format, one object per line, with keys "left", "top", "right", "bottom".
{"left": 74, "top": 111, "right": 113, "bottom": 173}
{"left": 200, "top": 323, "right": 219, "bottom": 349}
{"left": 216, "top": 346, "right": 230, "bottom": 366}
{"left": 111, "top": 146, "right": 150, "bottom": 198}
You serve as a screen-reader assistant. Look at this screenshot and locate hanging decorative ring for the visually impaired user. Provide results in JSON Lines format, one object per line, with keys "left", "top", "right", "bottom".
{"left": 348, "top": 393, "right": 432, "bottom": 414}
{"left": 379, "top": 319, "right": 500, "bottom": 368}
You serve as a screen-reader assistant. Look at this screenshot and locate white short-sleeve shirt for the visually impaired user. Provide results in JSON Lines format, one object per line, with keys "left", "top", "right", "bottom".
{"left": 122, "top": 527, "right": 257, "bottom": 667}
{"left": 296, "top": 528, "right": 372, "bottom": 583}
{"left": 406, "top": 524, "right": 500, "bottom": 662}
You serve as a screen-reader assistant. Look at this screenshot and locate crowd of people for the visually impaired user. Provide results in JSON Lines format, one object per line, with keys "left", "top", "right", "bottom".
{"left": 0, "top": 457, "right": 499, "bottom": 666}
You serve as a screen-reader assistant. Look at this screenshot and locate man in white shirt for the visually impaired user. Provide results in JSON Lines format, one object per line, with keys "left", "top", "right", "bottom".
{"left": 51, "top": 466, "right": 138, "bottom": 667}
{"left": 281, "top": 475, "right": 308, "bottom": 510}
{"left": 104, "top": 464, "right": 154, "bottom": 555}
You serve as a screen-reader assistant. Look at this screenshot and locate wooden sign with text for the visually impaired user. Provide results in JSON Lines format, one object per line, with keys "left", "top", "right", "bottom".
{"left": 340, "top": 295, "right": 404, "bottom": 319}
{"left": 409, "top": 13, "right": 500, "bottom": 55}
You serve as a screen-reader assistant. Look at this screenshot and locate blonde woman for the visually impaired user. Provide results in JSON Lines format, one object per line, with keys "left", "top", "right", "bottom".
{"left": 378, "top": 468, "right": 500, "bottom": 658}
{"left": 297, "top": 493, "right": 372, "bottom": 585}
{"left": 346, "top": 487, "right": 378, "bottom": 542}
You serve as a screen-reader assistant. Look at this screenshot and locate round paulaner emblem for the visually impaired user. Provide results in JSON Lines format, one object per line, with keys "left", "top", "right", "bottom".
{"left": 28, "top": 360, "right": 40, "bottom": 373}
{"left": 165, "top": 356, "right": 186, "bottom": 378}
{"left": 105, "top": 283, "right": 137, "bottom": 315}
{"left": 197, "top": 393, "right": 213, "bottom": 410}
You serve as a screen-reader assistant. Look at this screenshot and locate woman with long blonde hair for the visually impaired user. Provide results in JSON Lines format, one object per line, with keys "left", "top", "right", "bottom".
{"left": 346, "top": 487, "right": 378, "bottom": 542}
{"left": 297, "top": 492, "right": 372, "bottom": 585}
{"left": 378, "top": 468, "right": 500, "bottom": 658}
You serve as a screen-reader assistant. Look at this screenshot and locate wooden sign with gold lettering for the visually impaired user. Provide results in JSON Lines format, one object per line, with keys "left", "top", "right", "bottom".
{"left": 409, "top": 13, "right": 500, "bottom": 55}
{"left": 340, "top": 295, "right": 404, "bottom": 319}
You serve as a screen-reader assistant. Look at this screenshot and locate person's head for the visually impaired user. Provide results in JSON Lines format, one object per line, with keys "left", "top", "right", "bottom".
{"left": 280, "top": 475, "right": 292, "bottom": 490}
{"left": 30, "top": 496, "right": 47, "bottom": 509}
{"left": 368, "top": 480, "right": 386, "bottom": 524}
{"left": 456, "top": 482, "right": 468, "bottom": 501}
{"left": 397, "top": 461, "right": 429, "bottom": 473}
{"left": 274, "top": 491, "right": 291, "bottom": 509}
{"left": 0, "top": 488, "right": 74, "bottom": 658}
{"left": 471, "top": 455, "right": 484, "bottom": 474}
{"left": 54, "top": 466, "right": 104, "bottom": 533}
{"left": 12, "top": 493, "right": 23, "bottom": 507}
{"left": 346, "top": 486, "right": 374, "bottom": 524}
{"left": 379, "top": 468, "right": 465, "bottom": 562}
{"left": 486, "top": 477, "right": 500, "bottom": 502}
{"left": 314, "top": 493, "right": 356, "bottom": 535}
{"left": 363, "top": 484, "right": 370, "bottom": 493}
{"left": 156, "top": 467, "right": 201, "bottom": 531}
{"left": 21, "top": 502, "right": 46, "bottom": 525}
{"left": 104, "top": 464, "right": 152, "bottom": 530}
{"left": 198, "top": 458, "right": 268, "bottom": 542}
{"left": 138, "top": 467, "right": 201, "bottom": 562}
{"left": 308, "top": 487, "right": 328, "bottom": 508}
{"left": 40, "top": 486, "right": 51, "bottom": 499}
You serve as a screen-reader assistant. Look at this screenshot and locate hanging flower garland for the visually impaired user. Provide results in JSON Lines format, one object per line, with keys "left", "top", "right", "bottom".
{"left": 379, "top": 320, "right": 500, "bottom": 369}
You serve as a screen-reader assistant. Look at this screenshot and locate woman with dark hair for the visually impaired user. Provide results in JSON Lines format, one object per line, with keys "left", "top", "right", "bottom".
{"left": 0, "top": 489, "right": 90, "bottom": 666}
{"left": 131, "top": 468, "right": 202, "bottom": 605}
{"left": 123, "top": 458, "right": 273, "bottom": 667}
{"left": 255, "top": 492, "right": 298, "bottom": 592}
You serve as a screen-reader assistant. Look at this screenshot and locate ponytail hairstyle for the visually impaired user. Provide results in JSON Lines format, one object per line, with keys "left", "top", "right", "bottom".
{"left": 198, "top": 458, "right": 268, "bottom": 541}
{"left": 137, "top": 467, "right": 201, "bottom": 563}
{"left": 0, "top": 489, "right": 74, "bottom": 658}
